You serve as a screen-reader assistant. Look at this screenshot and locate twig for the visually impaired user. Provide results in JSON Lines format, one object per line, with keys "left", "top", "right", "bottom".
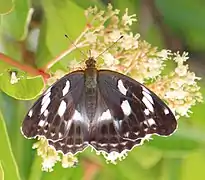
{"left": 0, "top": 53, "right": 50, "bottom": 80}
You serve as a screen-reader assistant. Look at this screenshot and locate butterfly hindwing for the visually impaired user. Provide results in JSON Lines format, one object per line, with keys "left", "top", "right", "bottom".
{"left": 97, "top": 70, "right": 177, "bottom": 141}
{"left": 88, "top": 88, "right": 141, "bottom": 153}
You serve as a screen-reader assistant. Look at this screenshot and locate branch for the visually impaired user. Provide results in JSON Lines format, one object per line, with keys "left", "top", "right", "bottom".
{"left": 0, "top": 53, "right": 50, "bottom": 80}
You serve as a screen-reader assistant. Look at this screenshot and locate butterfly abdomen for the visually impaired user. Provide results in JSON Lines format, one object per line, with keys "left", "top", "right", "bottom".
{"left": 84, "top": 68, "right": 98, "bottom": 122}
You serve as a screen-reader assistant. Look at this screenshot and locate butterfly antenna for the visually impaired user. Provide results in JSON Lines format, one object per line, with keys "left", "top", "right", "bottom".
{"left": 96, "top": 35, "right": 123, "bottom": 59}
{"left": 65, "top": 34, "right": 88, "bottom": 58}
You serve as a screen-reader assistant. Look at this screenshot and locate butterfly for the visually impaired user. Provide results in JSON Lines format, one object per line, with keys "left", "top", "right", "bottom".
{"left": 21, "top": 57, "right": 177, "bottom": 155}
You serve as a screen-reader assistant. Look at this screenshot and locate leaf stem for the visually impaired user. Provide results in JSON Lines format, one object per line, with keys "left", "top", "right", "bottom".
{"left": 0, "top": 53, "right": 50, "bottom": 80}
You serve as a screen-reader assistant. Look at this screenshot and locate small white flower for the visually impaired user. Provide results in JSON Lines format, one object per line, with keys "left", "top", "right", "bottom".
{"left": 97, "top": 150, "right": 128, "bottom": 164}
{"left": 107, "top": 30, "right": 121, "bottom": 42}
{"left": 62, "top": 154, "right": 78, "bottom": 168}
{"left": 47, "top": 70, "right": 66, "bottom": 86}
{"left": 122, "top": 8, "right": 137, "bottom": 26}
{"left": 185, "top": 72, "right": 201, "bottom": 85}
{"left": 33, "top": 137, "right": 61, "bottom": 172}
{"left": 85, "top": 32, "right": 97, "bottom": 43}
{"left": 42, "top": 155, "right": 60, "bottom": 172}
{"left": 157, "top": 49, "right": 172, "bottom": 60}
{"left": 103, "top": 53, "right": 119, "bottom": 66}
{"left": 165, "top": 90, "right": 188, "bottom": 100}
{"left": 175, "top": 65, "right": 188, "bottom": 76}
{"left": 174, "top": 52, "right": 189, "bottom": 64}
{"left": 120, "top": 33, "right": 139, "bottom": 50}
{"left": 175, "top": 104, "right": 192, "bottom": 117}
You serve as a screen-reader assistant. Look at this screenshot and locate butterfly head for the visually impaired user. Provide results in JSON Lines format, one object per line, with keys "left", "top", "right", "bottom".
{"left": 85, "top": 57, "right": 96, "bottom": 69}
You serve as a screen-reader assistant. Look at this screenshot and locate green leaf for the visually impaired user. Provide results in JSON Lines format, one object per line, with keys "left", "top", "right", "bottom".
{"left": 42, "top": 162, "right": 83, "bottom": 180}
{"left": 159, "top": 158, "right": 183, "bottom": 180}
{"left": 0, "top": 161, "right": 4, "bottom": 180}
{"left": 35, "top": 18, "right": 54, "bottom": 68}
{"left": 130, "top": 146, "right": 162, "bottom": 169}
{"left": 0, "top": 72, "right": 44, "bottom": 100}
{"left": 70, "top": 0, "right": 104, "bottom": 9}
{"left": 0, "top": 61, "right": 10, "bottom": 73}
{"left": 36, "top": 0, "right": 86, "bottom": 68}
{"left": 0, "top": 111, "right": 21, "bottom": 180}
{"left": 0, "top": 0, "right": 13, "bottom": 14}
{"left": 181, "top": 150, "right": 205, "bottom": 180}
{"left": 148, "top": 121, "right": 203, "bottom": 157}
{"left": 0, "top": 0, "right": 30, "bottom": 40}
{"left": 28, "top": 155, "right": 42, "bottom": 180}
{"left": 115, "top": 159, "right": 157, "bottom": 180}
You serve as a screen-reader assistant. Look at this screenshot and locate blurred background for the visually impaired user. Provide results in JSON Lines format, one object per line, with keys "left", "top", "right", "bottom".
{"left": 0, "top": 0, "right": 205, "bottom": 180}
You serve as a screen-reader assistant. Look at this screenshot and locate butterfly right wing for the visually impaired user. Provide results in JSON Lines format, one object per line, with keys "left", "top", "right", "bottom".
{"left": 21, "top": 71, "right": 90, "bottom": 154}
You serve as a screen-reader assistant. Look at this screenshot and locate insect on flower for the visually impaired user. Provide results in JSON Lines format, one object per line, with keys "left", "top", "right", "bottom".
{"left": 21, "top": 36, "right": 177, "bottom": 168}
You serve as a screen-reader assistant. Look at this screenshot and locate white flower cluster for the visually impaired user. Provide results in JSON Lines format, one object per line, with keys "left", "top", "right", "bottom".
{"left": 74, "top": 5, "right": 171, "bottom": 83}
{"left": 35, "top": 4, "right": 202, "bottom": 170}
{"left": 33, "top": 137, "right": 78, "bottom": 172}
{"left": 148, "top": 52, "right": 202, "bottom": 117}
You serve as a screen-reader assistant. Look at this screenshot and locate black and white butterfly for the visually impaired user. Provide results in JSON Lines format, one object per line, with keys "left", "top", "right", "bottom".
{"left": 21, "top": 57, "right": 177, "bottom": 155}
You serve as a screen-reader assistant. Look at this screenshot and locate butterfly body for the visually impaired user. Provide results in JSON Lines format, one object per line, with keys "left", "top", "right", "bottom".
{"left": 84, "top": 59, "right": 98, "bottom": 123}
{"left": 21, "top": 57, "right": 177, "bottom": 154}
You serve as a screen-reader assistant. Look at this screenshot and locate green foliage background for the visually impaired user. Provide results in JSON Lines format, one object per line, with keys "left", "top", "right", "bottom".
{"left": 0, "top": 0, "right": 205, "bottom": 180}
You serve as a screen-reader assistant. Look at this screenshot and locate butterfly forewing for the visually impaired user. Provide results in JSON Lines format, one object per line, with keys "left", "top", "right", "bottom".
{"left": 97, "top": 70, "right": 177, "bottom": 141}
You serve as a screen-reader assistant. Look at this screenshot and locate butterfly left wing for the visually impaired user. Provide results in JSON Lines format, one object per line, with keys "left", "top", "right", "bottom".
{"left": 21, "top": 71, "right": 90, "bottom": 154}
{"left": 96, "top": 70, "right": 177, "bottom": 142}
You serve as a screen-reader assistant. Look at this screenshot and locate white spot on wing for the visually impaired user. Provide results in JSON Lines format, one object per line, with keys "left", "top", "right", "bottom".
{"left": 38, "top": 119, "right": 45, "bottom": 127}
{"left": 118, "top": 79, "right": 127, "bottom": 95}
{"left": 98, "top": 143, "right": 107, "bottom": 147}
{"left": 28, "top": 109, "right": 33, "bottom": 117}
{"left": 124, "top": 132, "right": 130, "bottom": 137}
{"left": 73, "top": 110, "right": 83, "bottom": 122}
{"left": 147, "top": 118, "right": 156, "bottom": 126}
{"left": 144, "top": 109, "right": 150, "bottom": 116}
{"left": 142, "top": 90, "right": 154, "bottom": 104}
{"left": 40, "top": 98, "right": 51, "bottom": 114}
{"left": 58, "top": 100, "right": 67, "bottom": 117}
{"left": 44, "top": 109, "right": 49, "bottom": 117}
{"left": 99, "top": 109, "right": 112, "bottom": 121}
{"left": 59, "top": 132, "right": 63, "bottom": 138}
{"left": 41, "top": 91, "right": 51, "bottom": 105}
{"left": 113, "top": 120, "right": 122, "bottom": 130}
{"left": 164, "top": 108, "right": 169, "bottom": 115}
{"left": 121, "top": 100, "right": 132, "bottom": 116}
{"left": 142, "top": 97, "right": 154, "bottom": 112}
{"left": 62, "top": 80, "right": 70, "bottom": 96}
{"left": 142, "top": 86, "right": 150, "bottom": 94}
{"left": 65, "top": 120, "right": 73, "bottom": 131}
{"left": 110, "top": 143, "right": 118, "bottom": 147}
{"left": 143, "top": 118, "right": 156, "bottom": 126}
